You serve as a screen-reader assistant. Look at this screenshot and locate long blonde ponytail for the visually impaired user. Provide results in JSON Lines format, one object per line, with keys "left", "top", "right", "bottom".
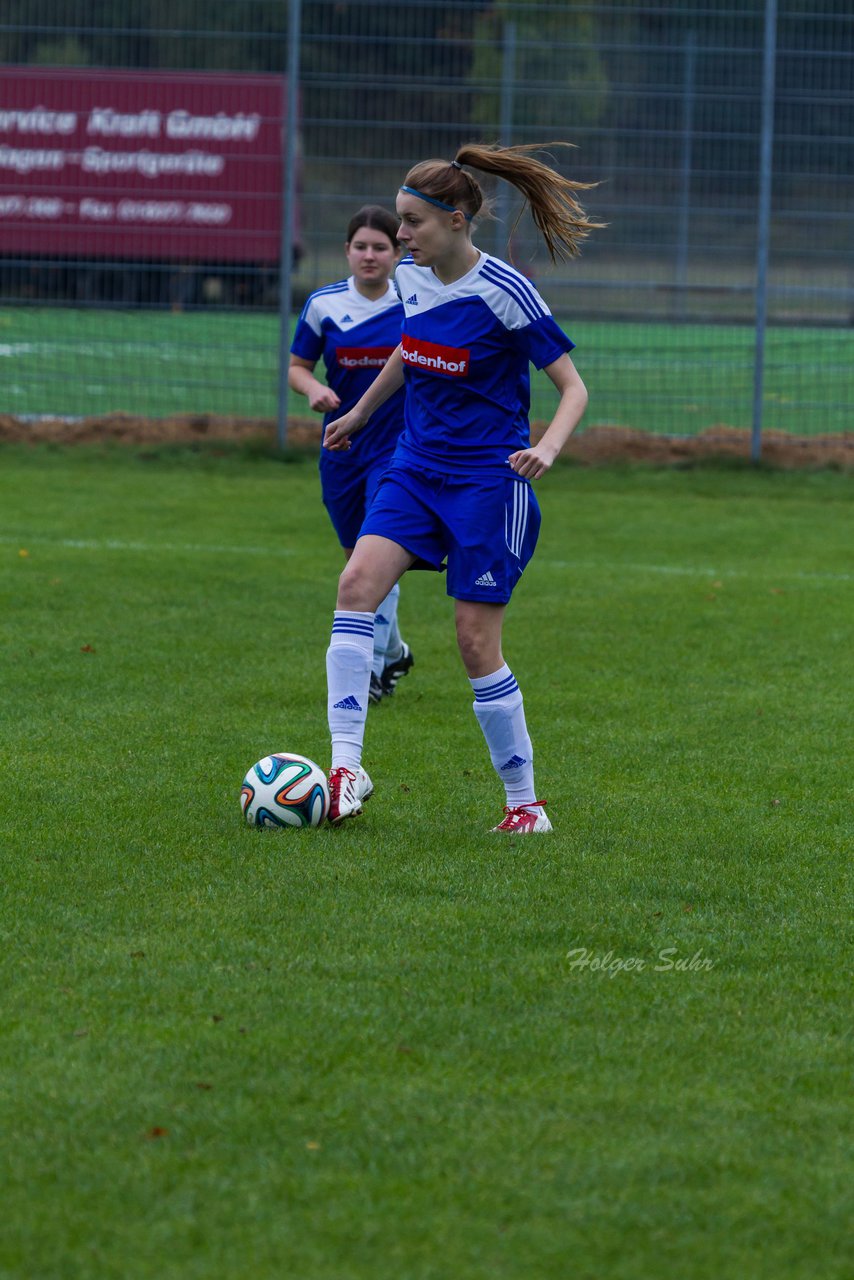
{"left": 403, "top": 142, "right": 604, "bottom": 262}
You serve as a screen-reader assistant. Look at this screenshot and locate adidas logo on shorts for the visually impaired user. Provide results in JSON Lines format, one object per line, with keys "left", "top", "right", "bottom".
{"left": 333, "top": 695, "right": 363, "bottom": 711}
{"left": 474, "top": 571, "right": 497, "bottom": 587}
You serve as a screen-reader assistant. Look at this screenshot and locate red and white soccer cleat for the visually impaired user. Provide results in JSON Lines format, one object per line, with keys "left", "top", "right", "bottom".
{"left": 327, "top": 766, "right": 374, "bottom": 824}
{"left": 491, "top": 801, "right": 553, "bottom": 834}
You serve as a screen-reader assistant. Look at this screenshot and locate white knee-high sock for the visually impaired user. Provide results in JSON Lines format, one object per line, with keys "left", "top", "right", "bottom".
{"left": 385, "top": 584, "right": 403, "bottom": 662}
{"left": 470, "top": 664, "right": 537, "bottom": 807}
{"left": 372, "top": 583, "right": 401, "bottom": 677}
{"left": 327, "top": 611, "right": 373, "bottom": 769}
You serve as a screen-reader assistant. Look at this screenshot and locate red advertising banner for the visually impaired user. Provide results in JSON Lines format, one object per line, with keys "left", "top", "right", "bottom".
{"left": 0, "top": 66, "right": 286, "bottom": 262}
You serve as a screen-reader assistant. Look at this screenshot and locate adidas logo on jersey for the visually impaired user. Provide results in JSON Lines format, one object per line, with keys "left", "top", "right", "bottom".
{"left": 474, "top": 571, "right": 497, "bottom": 587}
{"left": 405, "top": 293, "right": 418, "bottom": 305}
{"left": 340, "top": 313, "right": 353, "bottom": 324}
{"left": 333, "top": 695, "right": 363, "bottom": 711}
{"left": 500, "top": 754, "right": 528, "bottom": 771}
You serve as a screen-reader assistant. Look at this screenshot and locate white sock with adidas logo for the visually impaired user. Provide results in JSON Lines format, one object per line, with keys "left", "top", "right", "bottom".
{"left": 327, "top": 611, "right": 373, "bottom": 768}
{"left": 372, "top": 583, "right": 401, "bottom": 677}
{"left": 470, "top": 664, "right": 537, "bottom": 808}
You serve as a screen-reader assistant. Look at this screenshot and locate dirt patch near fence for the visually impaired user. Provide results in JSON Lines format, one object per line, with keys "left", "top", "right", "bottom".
{"left": 561, "top": 424, "right": 853, "bottom": 469}
{"left": 0, "top": 412, "right": 851, "bottom": 468}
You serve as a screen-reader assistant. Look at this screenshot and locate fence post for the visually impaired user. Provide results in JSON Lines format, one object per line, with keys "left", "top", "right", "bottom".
{"left": 496, "top": 19, "right": 517, "bottom": 253}
{"left": 277, "top": 0, "right": 302, "bottom": 450}
{"left": 752, "top": 0, "right": 778, "bottom": 464}
{"left": 675, "top": 30, "right": 696, "bottom": 318}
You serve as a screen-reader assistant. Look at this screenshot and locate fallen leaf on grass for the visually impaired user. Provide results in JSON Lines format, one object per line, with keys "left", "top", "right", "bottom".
{"left": 80, "top": 644, "right": 96, "bottom": 654}
{"left": 305, "top": 1141, "right": 321, "bottom": 1151}
{"left": 145, "top": 1127, "right": 169, "bottom": 1140}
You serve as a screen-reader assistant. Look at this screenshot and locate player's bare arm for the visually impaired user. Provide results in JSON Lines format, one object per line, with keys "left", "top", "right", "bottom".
{"left": 288, "top": 355, "right": 342, "bottom": 414}
{"left": 324, "top": 345, "right": 405, "bottom": 451}
{"left": 507, "top": 355, "right": 588, "bottom": 480}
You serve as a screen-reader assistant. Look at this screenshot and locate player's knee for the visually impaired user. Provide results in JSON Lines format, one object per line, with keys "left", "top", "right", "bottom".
{"left": 456, "top": 616, "right": 501, "bottom": 675}
{"left": 336, "top": 559, "right": 378, "bottom": 612}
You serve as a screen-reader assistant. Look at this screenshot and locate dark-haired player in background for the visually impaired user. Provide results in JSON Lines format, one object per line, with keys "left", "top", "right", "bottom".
{"left": 289, "top": 205, "right": 414, "bottom": 705}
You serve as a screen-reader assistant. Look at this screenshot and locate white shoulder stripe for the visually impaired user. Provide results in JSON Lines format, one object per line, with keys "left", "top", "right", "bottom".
{"left": 299, "top": 283, "right": 341, "bottom": 325}
{"left": 311, "top": 279, "right": 349, "bottom": 298}
{"left": 481, "top": 258, "right": 543, "bottom": 305}
{"left": 480, "top": 262, "right": 546, "bottom": 323}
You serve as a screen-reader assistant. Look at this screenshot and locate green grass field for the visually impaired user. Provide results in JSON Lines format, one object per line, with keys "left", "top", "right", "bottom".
{"left": 1, "top": 447, "right": 851, "bottom": 1279}
{"left": 2, "top": 306, "right": 852, "bottom": 435}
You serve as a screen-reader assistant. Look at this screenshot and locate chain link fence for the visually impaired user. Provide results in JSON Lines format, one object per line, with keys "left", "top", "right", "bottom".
{"left": 1, "top": 1, "right": 851, "bottom": 446}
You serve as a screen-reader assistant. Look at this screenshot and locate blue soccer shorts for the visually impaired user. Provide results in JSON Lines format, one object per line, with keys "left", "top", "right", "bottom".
{"left": 359, "top": 463, "right": 541, "bottom": 603}
{"left": 320, "top": 452, "right": 393, "bottom": 550}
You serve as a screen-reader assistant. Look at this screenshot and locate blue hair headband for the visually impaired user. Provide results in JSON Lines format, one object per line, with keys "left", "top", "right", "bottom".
{"left": 399, "top": 185, "right": 473, "bottom": 221}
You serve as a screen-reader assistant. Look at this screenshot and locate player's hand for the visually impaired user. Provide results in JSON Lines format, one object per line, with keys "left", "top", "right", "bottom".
{"left": 309, "top": 386, "right": 341, "bottom": 413}
{"left": 507, "top": 443, "right": 558, "bottom": 480}
{"left": 324, "top": 408, "right": 365, "bottom": 451}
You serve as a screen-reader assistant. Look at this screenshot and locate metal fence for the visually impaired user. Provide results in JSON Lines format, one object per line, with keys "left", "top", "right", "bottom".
{"left": 1, "top": 1, "right": 852, "bottom": 450}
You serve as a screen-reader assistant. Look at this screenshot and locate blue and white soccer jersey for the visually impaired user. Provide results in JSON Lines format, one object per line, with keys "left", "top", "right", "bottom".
{"left": 291, "top": 277, "right": 405, "bottom": 548}
{"left": 360, "top": 251, "right": 574, "bottom": 602}
{"left": 393, "top": 251, "right": 574, "bottom": 475}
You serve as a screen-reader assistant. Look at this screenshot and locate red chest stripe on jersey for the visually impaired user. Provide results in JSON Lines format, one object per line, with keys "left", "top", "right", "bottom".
{"left": 401, "top": 334, "right": 470, "bottom": 377}
{"left": 336, "top": 346, "right": 396, "bottom": 369}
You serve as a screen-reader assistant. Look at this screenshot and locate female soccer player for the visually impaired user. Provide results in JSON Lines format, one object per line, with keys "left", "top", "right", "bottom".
{"left": 289, "top": 205, "right": 414, "bottom": 703}
{"left": 322, "top": 145, "right": 601, "bottom": 831}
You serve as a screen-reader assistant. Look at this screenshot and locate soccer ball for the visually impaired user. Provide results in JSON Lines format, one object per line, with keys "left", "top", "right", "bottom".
{"left": 240, "top": 753, "right": 330, "bottom": 828}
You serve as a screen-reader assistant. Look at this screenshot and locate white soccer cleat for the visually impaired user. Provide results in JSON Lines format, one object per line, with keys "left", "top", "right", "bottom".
{"left": 491, "top": 801, "right": 553, "bottom": 834}
{"left": 327, "top": 766, "right": 374, "bottom": 825}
